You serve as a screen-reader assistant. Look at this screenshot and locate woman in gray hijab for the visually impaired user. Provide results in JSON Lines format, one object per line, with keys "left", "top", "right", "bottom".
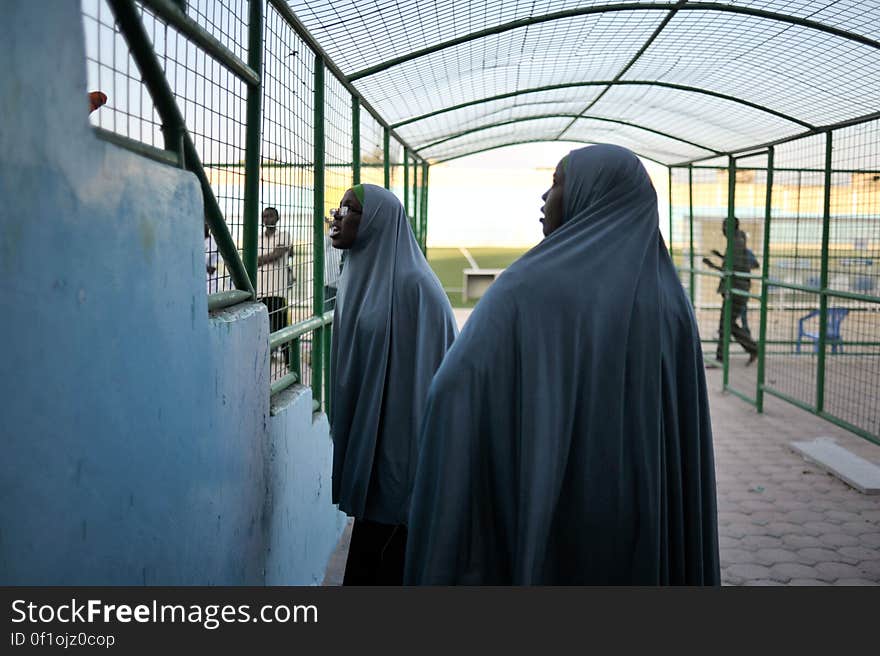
{"left": 328, "top": 183, "right": 457, "bottom": 585}
{"left": 405, "top": 145, "right": 720, "bottom": 585}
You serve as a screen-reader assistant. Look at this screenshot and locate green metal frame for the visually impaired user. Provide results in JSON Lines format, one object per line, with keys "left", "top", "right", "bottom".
{"left": 815, "top": 132, "right": 833, "bottom": 414}
{"left": 383, "top": 127, "right": 391, "bottom": 189}
{"left": 349, "top": 2, "right": 880, "bottom": 81}
{"left": 242, "top": 0, "right": 264, "bottom": 288}
{"left": 352, "top": 96, "right": 361, "bottom": 185}
{"left": 391, "top": 80, "right": 814, "bottom": 132}
{"left": 556, "top": 1, "right": 688, "bottom": 141}
{"left": 419, "top": 114, "right": 720, "bottom": 157}
{"left": 311, "top": 55, "right": 326, "bottom": 405}
{"left": 755, "top": 146, "right": 774, "bottom": 413}
{"left": 721, "top": 156, "right": 735, "bottom": 389}
{"left": 432, "top": 138, "right": 669, "bottom": 167}
{"left": 687, "top": 165, "right": 695, "bottom": 305}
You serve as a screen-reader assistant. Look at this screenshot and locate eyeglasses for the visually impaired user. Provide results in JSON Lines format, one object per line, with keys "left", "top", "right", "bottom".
{"left": 326, "top": 206, "right": 360, "bottom": 223}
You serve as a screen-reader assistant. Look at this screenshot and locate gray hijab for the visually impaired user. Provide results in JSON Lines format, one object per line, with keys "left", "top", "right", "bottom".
{"left": 330, "top": 184, "right": 457, "bottom": 526}
{"left": 405, "top": 145, "right": 720, "bottom": 584}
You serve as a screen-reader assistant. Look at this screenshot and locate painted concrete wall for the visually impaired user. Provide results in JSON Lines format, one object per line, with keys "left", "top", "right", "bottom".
{"left": 0, "top": 1, "right": 343, "bottom": 585}
{"left": 266, "top": 387, "right": 347, "bottom": 585}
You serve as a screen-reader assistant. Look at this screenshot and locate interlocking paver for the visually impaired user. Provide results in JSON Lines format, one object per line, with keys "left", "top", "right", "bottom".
{"left": 833, "top": 578, "right": 878, "bottom": 586}
{"left": 814, "top": 561, "right": 865, "bottom": 581}
{"left": 797, "top": 548, "right": 854, "bottom": 566}
{"left": 788, "top": 579, "right": 831, "bottom": 586}
{"left": 727, "top": 563, "right": 773, "bottom": 580}
{"left": 818, "top": 533, "right": 861, "bottom": 548}
{"left": 769, "top": 562, "right": 821, "bottom": 583}
{"left": 703, "top": 369, "right": 880, "bottom": 588}
{"left": 754, "top": 548, "right": 799, "bottom": 566}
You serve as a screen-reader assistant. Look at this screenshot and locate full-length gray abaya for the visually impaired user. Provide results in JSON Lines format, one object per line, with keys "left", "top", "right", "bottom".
{"left": 330, "top": 184, "right": 457, "bottom": 527}
{"left": 405, "top": 145, "right": 720, "bottom": 585}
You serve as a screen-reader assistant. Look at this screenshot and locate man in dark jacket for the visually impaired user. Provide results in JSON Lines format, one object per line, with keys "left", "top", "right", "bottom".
{"left": 703, "top": 218, "right": 758, "bottom": 364}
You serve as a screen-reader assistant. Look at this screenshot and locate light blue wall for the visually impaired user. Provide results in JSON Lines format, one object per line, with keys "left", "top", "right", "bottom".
{"left": 266, "top": 388, "right": 347, "bottom": 585}
{"left": 0, "top": 1, "right": 343, "bottom": 585}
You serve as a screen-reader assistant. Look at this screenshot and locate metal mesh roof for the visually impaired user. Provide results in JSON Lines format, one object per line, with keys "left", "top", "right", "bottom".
{"left": 288, "top": 0, "right": 880, "bottom": 165}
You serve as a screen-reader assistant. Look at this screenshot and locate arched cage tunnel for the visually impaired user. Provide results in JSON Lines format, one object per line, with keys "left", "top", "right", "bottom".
{"left": 81, "top": 1, "right": 878, "bottom": 437}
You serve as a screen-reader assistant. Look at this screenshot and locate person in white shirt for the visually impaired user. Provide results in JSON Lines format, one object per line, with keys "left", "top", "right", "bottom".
{"left": 205, "top": 222, "right": 221, "bottom": 295}
{"left": 257, "top": 207, "right": 292, "bottom": 363}
{"left": 324, "top": 231, "right": 343, "bottom": 311}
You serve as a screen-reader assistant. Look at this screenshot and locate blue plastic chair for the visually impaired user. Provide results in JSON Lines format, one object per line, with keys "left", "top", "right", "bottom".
{"left": 796, "top": 308, "right": 849, "bottom": 353}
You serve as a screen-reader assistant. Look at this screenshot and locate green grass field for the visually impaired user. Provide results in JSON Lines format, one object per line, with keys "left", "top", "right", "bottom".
{"left": 427, "top": 247, "right": 530, "bottom": 308}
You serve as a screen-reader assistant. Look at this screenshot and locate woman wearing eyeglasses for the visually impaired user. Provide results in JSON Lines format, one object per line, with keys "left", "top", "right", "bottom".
{"left": 327, "top": 183, "right": 457, "bottom": 585}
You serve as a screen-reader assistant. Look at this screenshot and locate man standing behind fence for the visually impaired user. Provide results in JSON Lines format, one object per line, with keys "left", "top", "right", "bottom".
{"left": 703, "top": 217, "right": 758, "bottom": 365}
{"left": 258, "top": 207, "right": 292, "bottom": 363}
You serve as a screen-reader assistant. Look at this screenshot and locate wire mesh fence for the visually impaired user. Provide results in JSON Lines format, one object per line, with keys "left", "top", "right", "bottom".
{"left": 83, "top": 0, "right": 249, "bottom": 296}
{"left": 261, "top": 3, "right": 314, "bottom": 386}
{"left": 671, "top": 125, "right": 879, "bottom": 443}
{"left": 359, "top": 108, "right": 386, "bottom": 187}
{"left": 81, "top": 1, "right": 876, "bottom": 436}
{"left": 80, "top": 0, "right": 422, "bottom": 398}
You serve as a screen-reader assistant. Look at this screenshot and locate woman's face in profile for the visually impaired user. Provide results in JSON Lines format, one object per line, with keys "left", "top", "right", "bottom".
{"left": 329, "top": 188, "right": 363, "bottom": 249}
{"left": 540, "top": 159, "right": 565, "bottom": 237}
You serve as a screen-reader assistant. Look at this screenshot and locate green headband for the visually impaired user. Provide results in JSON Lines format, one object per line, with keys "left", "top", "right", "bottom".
{"left": 352, "top": 184, "right": 364, "bottom": 204}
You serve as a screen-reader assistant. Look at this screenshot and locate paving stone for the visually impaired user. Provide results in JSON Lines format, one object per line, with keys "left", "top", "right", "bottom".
{"left": 796, "top": 548, "right": 853, "bottom": 566}
{"left": 740, "top": 534, "right": 784, "bottom": 549}
{"left": 760, "top": 521, "right": 805, "bottom": 538}
{"left": 784, "top": 510, "right": 826, "bottom": 523}
{"left": 719, "top": 535, "right": 741, "bottom": 549}
{"left": 754, "top": 548, "right": 800, "bottom": 566}
{"left": 720, "top": 549, "right": 760, "bottom": 566}
{"left": 782, "top": 533, "right": 825, "bottom": 549}
{"left": 742, "top": 579, "right": 784, "bottom": 586}
{"left": 836, "top": 520, "right": 875, "bottom": 536}
{"left": 858, "top": 532, "right": 880, "bottom": 547}
{"left": 769, "top": 562, "right": 820, "bottom": 583}
{"left": 727, "top": 564, "right": 773, "bottom": 581}
{"left": 740, "top": 500, "right": 778, "bottom": 513}
{"left": 814, "top": 561, "right": 865, "bottom": 582}
{"left": 823, "top": 510, "right": 865, "bottom": 523}
{"left": 801, "top": 521, "right": 843, "bottom": 536}
{"left": 788, "top": 579, "right": 831, "bottom": 586}
{"left": 838, "top": 546, "right": 879, "bottom": 562}
{"left": 856, "top": 560, "right": 880, "bottom": 577}
{"left": 817, "top": 533, "right": 861, "bottom": 548}
{"left": 718, "top": 511, "right": 751, "bottom": 526}
{"left": 721, "top": 523, "right": 753, "bottom": 539}
{"left": 833, "top": 578, "right": 878, "bottom": 586}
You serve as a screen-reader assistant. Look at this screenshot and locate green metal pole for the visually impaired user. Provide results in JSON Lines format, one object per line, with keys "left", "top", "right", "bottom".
{"left": 668, "top": 166, "right": 674, "bottom": 259}
{"left": 323, "top": 325, "right": 331, "bottom": 415}
{"left": 688, "top": 164, "right": 695, "bottom": 305}
{"left": 756, "top": 147, "right": 774, "bottom": 413}
{"left": 312, "top": 56, "right": 325, "bottom": 406}
{"left": 722, "top": 156, "right": 736, "bottom": 388}
{"left": 383, "top": 127, "right": 390, "bottom": 189}
{"left": 422, "top": 161, "right": 429, "bottom": 254}
{"left": 816, "top": 131, "right": 833, "bottom": 413}
{"left": 242, "top": 0, "right": 264, "bottom": 293}
{"left": 351, "top": 95, "right": 361, "bottom": 185}
{"left": 404, "top": 148, "right": 410, "bottom": 224}
{"left": 412, "top": 155, "right": 419, "bottom": 237}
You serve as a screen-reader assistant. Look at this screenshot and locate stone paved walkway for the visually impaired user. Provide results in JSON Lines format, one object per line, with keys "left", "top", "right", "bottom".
{"left": 323, "top": 366, "right": 880, "bottom": 585}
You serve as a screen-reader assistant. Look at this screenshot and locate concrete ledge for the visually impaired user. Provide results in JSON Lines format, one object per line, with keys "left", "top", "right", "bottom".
{"left": 790, "top": 438, "right": 880, "bottom": 494}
